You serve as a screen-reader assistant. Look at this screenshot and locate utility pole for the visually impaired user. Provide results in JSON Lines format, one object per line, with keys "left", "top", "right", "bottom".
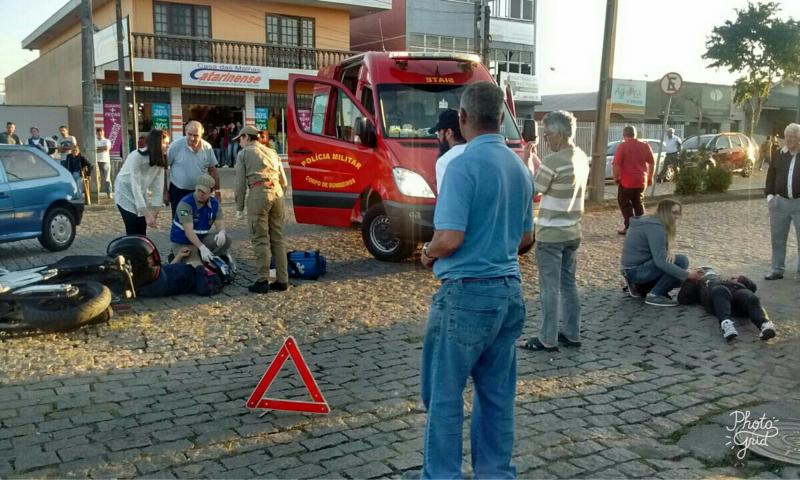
{"left": 589, "top": 0, "right": 618, "bottom": 203}
{"left": 115, "top": 0, "right": 129, "bottom": 160}
{"left": 482, "top": 3, "right": 490, "bottom": 67}
{"left": 474, "top": 1, "right": 481, "bottom": 57}
{"left": 796, "top": 83, "right": 799, "bottom": 123}
{"left": 80, "top": 0, "right": 96, "bottom": 202}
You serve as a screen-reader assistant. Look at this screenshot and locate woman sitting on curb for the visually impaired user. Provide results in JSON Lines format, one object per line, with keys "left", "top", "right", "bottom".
{"left": 677, "top": 267, "right": 777, "bottom": 342}
{"left": 620, "top": 199, "right": 702, "bottom": 306}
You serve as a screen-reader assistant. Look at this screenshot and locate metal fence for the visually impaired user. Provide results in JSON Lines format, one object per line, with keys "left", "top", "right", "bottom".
{"left": 535, "top": 121, "right": 685, "bottom": 158}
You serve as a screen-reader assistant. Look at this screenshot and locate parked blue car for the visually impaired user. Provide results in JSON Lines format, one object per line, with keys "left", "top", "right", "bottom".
{"left": 0, "top": 145, "right": 85, "bottom": 251}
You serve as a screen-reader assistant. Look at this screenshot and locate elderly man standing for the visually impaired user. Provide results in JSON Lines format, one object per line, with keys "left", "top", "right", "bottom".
{"left": 522, "top": 110, "right": 589, "bottom": 352}
{"left": 234, "top": 126, "right": 289, "bottom": 294}
{"left": 419, "top": 82, "right": 534, "bottom": 479}
{"left": 613, "top": 126, "right": 655, "bottom": 235}
{"left": 765, "top": 123, "right": 800, "bottom": 280}
{"left": 167, "top": 120, "right": 220, "bottom": 218}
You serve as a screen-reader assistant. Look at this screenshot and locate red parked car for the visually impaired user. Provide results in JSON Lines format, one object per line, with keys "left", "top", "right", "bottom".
{"left": 682, "top": 132, "right": 758, "bottom": 177}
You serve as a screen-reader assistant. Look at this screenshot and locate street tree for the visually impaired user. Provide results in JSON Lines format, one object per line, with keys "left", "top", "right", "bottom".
{"left": 703, "top": 2, "right": 800, "bottom": 138}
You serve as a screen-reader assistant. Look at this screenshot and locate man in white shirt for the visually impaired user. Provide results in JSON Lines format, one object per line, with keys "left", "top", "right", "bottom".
{"left": 660, "top": 128, "right": 682, "bottom": 181}
{"left": 95, "top": 127, "right": 113, "bottom": 198}
{"left": 167, "top": 120, "right": 219, "bottom": 219}
{"left": 429, "top": 109, "right": 467, "bottom": 193}
{"left": 57, "top": 125, "right": 77, "bottom": 162}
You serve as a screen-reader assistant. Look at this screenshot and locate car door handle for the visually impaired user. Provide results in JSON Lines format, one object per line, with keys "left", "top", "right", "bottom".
{"left": 0, "top": 193, "right": 8, "bottom": 199}
{"left": 293, "top": 149, "right": 313, "bottom": 155}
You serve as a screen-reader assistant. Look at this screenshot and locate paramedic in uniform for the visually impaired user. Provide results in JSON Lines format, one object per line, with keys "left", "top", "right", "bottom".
{"left": 233, "top": 126, "right": 289, "bottom": 294}
{"left": 169, "top": 173, "right": 231, "bottom": 265}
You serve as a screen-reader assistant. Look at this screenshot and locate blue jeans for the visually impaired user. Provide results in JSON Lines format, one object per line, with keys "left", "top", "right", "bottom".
{"left": 72, "top": 172, "right": 83, "bottom": 196}
{"left": 421, "top": 277, "right": 525, "bottom": 479}
{"left": 536, "top": 239, "right": 581, "bottom": 347}
{"left": 623, "top": 254, "right": 689, "bottom": 296}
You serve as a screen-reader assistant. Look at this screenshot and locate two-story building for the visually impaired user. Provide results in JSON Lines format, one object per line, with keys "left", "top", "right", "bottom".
{"left": 6, "top": 0, "right": 390, "bottom": 154}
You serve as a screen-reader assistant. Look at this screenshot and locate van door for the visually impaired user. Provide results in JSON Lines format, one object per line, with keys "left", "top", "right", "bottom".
{"left": 287, "top": 74, "right": 377, "bottom": 227}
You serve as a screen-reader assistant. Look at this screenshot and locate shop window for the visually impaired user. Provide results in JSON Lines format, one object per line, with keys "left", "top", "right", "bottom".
{"left": 153, "top": 2, "right": 211, "bottom": 61}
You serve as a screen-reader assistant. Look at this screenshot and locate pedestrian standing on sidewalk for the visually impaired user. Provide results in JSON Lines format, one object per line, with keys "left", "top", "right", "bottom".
{"left": 419, "top": 81, "right": 534, "bottom": 479}
{"left": 56, "top": 126, "right": 77, "bottom": 163}
{"left": 764, "top": 122, "right": 800, "bottom": 280}
{"left": 234, "top": 126, "right": 289, "bottom": 294}
{"left": 95, "top": 127, "right": 113, "bottom": 198}
{"left": 521, "top": 110, "right": 589, "bottom": 353}
{"left": 613, "top": 126, "right": 655, "bottom": 235}
{"left": 620, "top": 199, "right": 702, "bottom": 306}
{"left": 114, "top": 129, "right": 168, "bottom": 236}
{"left": 27, "top": 127, "right": 47, "bottom": 152}
{"left": 167, "top": 120, "right": 219, "bottom": 219}
{"left": 0, "top": 122, "right": 21, "bottom": 144}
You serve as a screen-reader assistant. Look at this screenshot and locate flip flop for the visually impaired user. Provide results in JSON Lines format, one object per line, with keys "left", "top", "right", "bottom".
{"left": 520, "top": 337, "right": 559, "bottom": 352}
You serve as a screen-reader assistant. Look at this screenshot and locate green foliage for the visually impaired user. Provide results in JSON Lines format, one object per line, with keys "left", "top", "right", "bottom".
{"left": 705, "top": 166, "right": 734, "bottom": 193}
{"left": 675, "top": 166, "right": 704, "bottom": 195}
{"left": 703, "top": 2, "right": 800, "bottom": 138}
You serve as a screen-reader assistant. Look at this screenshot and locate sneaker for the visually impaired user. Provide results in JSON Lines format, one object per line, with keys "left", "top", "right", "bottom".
{"left": 269, "top": 282, "right": 288, "bottom": 291}
{"left": 764, "top": 271, "right": 784, "bottom": 280}
{"left": 248, "top": 280, "right": 270, "bottom": 294}
{"left": 623, "top": 275, "right": 641, "bottom": 298}
{"left": 108, "top": 192, "right": 114, "bottom": 199}
{"left": 644, "top": 293, "right": 677, "bottom": 307}
{"left": 721, "top": 319, "right": 738, "bottom": 341}
{"left": 760, "top": 321, "right": 776, "bottom": 341}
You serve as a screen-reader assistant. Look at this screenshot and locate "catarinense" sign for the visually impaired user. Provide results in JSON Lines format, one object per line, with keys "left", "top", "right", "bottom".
{"left": 181, "top": 62, "right": 269, "bottom": 90}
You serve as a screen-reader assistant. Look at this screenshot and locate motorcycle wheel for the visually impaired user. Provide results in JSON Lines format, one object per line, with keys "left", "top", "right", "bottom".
{"left": 21, "top": 281, "right": 112, "bottom": 332}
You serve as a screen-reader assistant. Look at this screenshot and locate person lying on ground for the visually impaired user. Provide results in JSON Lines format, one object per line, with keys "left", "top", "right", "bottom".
{"left": 677, "top": 267, "right": 777, "bottom": 342}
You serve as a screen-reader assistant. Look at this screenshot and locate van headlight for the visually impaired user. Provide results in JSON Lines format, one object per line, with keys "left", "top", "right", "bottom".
{"left": 392, "top": 168, "right": 435, "bottom": 198}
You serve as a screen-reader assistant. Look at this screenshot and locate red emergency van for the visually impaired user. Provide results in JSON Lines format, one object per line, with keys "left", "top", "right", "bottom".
{"left": 287, "top": 51, "right": 529, "bottom": 262}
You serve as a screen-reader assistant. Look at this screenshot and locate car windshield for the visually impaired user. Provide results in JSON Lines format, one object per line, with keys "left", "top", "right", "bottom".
{"left": 377, "top": 84, "right": 521, "bottom": 141}
{"left": 606, "top": 141, "right": 621, "bottom": 156}
{"left": 683, "top": 135, "right": 715, "bottom": 150}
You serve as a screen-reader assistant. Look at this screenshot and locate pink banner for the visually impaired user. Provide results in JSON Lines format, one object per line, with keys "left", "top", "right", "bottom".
{"left": 103, "top": 103, "right": 122, "bottom": 156}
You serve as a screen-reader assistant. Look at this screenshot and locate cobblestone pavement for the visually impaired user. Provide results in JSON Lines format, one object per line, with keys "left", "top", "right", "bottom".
{"left": 1, "top": 195, "right": 798, "bottom": 479}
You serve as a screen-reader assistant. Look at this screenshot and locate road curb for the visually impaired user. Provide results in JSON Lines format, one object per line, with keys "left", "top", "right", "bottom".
{"left": 584, "top": 187, "right": 765, "bottom": 213}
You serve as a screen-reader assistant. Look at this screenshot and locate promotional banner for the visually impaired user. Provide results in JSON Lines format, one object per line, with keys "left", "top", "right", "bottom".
{"left": 255, "top": 107, "right": 269, "bottom": 132}
{"left": 103, "top": 103, "right": 122, "bottom": 156}
{"left": 298, "top": 109, "right": 312, "bottom": 132}
{"left": 151, "top": 103, "right": 170, "bottom": 131}
{"left": 499, "top": 72, "right": 540, "bottom": 103}
{"left": 611, "top": 79, "right": 647, "bottom": 114}
{"left": 181, "top": 61, "right": 269, "bottom": 90}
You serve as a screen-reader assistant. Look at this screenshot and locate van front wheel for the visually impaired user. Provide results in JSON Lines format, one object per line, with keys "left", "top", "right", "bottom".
{"left": 362, "top": 204, "right": 415, "bottom": 262}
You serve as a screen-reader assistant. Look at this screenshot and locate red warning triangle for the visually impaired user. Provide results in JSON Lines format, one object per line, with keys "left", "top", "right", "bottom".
{"left": 246, "top": 336, "right": 330, "bottom": 414}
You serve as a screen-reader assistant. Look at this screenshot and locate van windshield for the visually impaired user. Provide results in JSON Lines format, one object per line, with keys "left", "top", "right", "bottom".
{"left": 377, "top": 84, "right": 521, "bottom": 141}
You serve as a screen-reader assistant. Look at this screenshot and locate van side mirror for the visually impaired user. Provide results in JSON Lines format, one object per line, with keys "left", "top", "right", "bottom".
{"left": 353, "top": 117, "right": 376, "bottom": 148}
{"left": 522, "top": 119, "right": 537, "bottom": 144}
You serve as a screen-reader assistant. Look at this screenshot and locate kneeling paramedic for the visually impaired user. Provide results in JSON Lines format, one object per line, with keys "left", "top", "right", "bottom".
{"left": 233, "top": 125, "right": 288, "bottom": 294}
{"left": 170, "top": 173, "right": 231, "bottom": 264}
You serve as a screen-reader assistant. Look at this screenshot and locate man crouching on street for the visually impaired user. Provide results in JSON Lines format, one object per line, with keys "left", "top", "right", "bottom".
{"left": 419, "top": 81, "right": 535, "bottom": 479}
{"left": 170, "top": 173, "right": 231, "bottom": 265}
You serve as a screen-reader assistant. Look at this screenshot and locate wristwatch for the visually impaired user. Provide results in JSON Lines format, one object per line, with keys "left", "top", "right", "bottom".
{"left": 422, "top": 242, "right": 438, "bottom": 260}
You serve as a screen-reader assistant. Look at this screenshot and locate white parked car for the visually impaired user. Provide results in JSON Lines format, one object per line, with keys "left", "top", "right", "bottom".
{"left": 589, "top": 139, "right": 668, "bottom": 180}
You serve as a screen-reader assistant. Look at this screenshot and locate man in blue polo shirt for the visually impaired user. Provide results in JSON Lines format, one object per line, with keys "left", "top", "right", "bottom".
{"left": 419, "top": 81, "right": 535, "bottom": 479}
{"left": 170, "top": 173, "right": 231, "bottom": 264}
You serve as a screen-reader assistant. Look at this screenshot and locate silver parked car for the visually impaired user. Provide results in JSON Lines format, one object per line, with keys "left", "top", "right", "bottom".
{"left": 589, "top": 139, "right": 667, "bottom": 180}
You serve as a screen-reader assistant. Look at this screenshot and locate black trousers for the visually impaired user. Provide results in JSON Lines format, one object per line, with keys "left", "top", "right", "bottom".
{"left": 617, "top": 185, "right": 644, "bottom": 229}
{"left": 707, "top": 285, "right": 768, "bottom": 328}
{"left": 118, "top": 205, "right": 147, "bottom": 236}
{"left": 169, "top": 183, "right": 194, "bottom": 220}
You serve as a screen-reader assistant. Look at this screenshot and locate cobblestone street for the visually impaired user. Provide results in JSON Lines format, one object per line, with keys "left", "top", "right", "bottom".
{"left": 1, "top": 194, "right": 798, "bottom": 479}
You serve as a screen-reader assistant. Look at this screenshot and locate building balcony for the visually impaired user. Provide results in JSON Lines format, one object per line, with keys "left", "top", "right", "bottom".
{"left": 132, "top": 33, "right": 353, "bottom": 70}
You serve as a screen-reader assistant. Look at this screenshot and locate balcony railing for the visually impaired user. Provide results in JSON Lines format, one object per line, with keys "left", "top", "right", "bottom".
{"left": 132, "top": 33, "right": 353, "bottom": 70}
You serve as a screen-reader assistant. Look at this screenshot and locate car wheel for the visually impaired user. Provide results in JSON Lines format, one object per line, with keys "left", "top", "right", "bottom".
{"left": 663, "top": 165, "right": 677, "bottom": 183}
{"left": 38, "top": 206, "right": 76, "bottom": 251}
{"left": 741, "top": 160, "right": 754, "bottom": 177}
{"left": 361, "top": 204, "right": 415, "bottom": 262}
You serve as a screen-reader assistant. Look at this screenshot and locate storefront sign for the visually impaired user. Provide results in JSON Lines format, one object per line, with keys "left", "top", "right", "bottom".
{"left": 103, "top": 103, "right": 122, "bottom": 156}
{"left": 151, "top": 103, "right": 170, "bottom": 131}
{"left": 499, "top": 72, "right": 540, "bottom": 103}
{"left": 298, "top": 109, "right": 312, "bottom": 132}
{"left": 255, "top": 107, "right": 269, "bottom": 131}
{"left": 182, "top": 62, "right": 269, "bottom": 90}
{"left": 611, "top": 79, "right": 647, "bottom": 114}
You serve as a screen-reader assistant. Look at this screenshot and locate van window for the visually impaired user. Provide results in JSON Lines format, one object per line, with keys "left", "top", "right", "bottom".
{"left": 309, "top": 88, "right": 330, "bottom": 135}
{"left": 298, "top": 80, "right": 366, "bottom": 144}
{"left": 361, "top": 86, "right": 375, "bottom": 117}
{"left": 378, "top": 84, "right": 521, "bottom": 141}
{"left": 335, "top": 91, "right": 361, "bottom": 142}
{"left": 0, "top": 150, "right": 58, "bottom": 182}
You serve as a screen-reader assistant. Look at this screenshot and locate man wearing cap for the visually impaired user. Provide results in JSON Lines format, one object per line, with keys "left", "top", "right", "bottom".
{"left": 167, "top": 120, "right": 220, "bottom": 219}
{"left": 234, "top": 125, "right": 289, "bottom": 294}
{"left": 170, "top": 173, "right": 231, "bottom": 265}
{"left": 430, "top": 109, "right": 467, "bottom": 191}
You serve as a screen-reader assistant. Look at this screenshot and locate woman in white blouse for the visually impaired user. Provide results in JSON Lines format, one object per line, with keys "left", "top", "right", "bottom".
{"left": 114, "top": 129, "right": 169, "bottom": 236}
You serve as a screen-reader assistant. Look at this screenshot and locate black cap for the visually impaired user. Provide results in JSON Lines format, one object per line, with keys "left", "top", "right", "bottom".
{"left": 428, "top": 109, "right": 460, "bottom": 134}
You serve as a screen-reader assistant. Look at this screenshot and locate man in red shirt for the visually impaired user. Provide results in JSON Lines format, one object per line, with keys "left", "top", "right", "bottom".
{"left": 613, "top": 126, "right": 655, "bottom": 235}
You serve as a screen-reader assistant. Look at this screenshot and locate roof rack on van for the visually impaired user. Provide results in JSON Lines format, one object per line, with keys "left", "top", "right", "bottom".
{"left": 387, "top": 52, "right": 481, "bottom": 63}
